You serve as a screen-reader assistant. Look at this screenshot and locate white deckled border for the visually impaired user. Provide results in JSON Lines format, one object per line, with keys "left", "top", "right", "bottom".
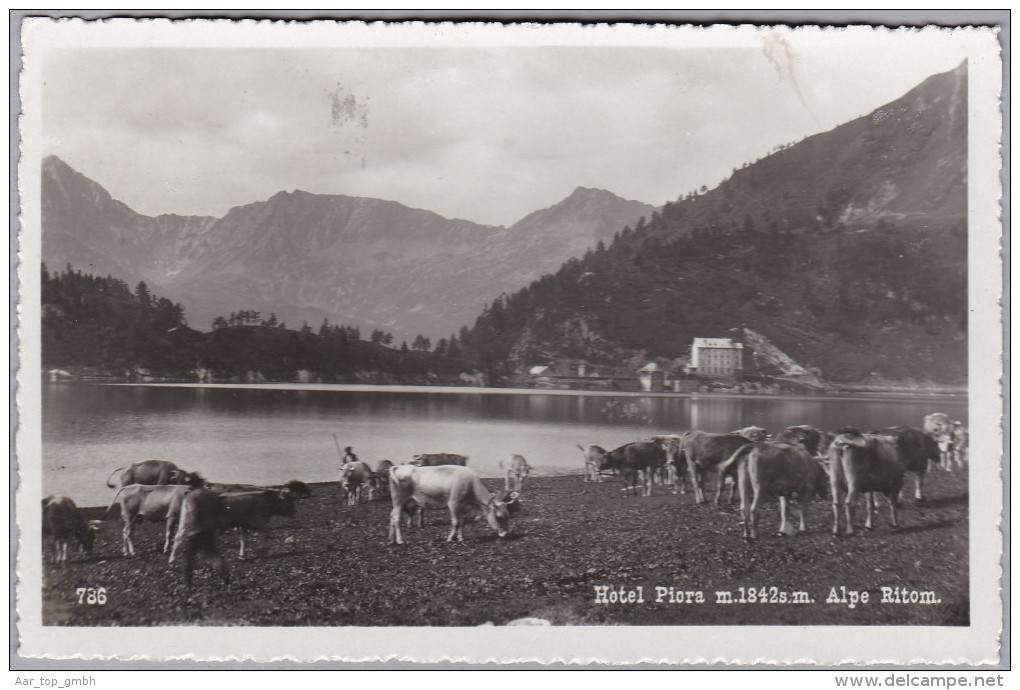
{"left": 14, "top": 19, "right": 1004, "bottom": 665}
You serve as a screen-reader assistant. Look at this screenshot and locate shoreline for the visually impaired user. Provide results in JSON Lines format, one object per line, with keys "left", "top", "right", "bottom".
{"left": 47, "top": 473, "right": 969, "bottom": 627}
{"left": 101, "top": 381, "right": 969, "bottom": 405}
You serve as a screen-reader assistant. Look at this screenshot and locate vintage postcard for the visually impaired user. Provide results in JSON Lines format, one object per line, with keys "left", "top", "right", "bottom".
{"left": 15, "top": 18, "right": 1003, "bottom": 665}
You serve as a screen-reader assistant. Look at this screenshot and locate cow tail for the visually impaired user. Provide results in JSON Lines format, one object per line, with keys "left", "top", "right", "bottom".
{"left": 105, "top": 486, "right": 127, "bottom": 518}
{"left": 718, "top": 443, "right": 755, "bottom": 480}
{"left": 105, "top": 466, "right": 127, "bottom": 488}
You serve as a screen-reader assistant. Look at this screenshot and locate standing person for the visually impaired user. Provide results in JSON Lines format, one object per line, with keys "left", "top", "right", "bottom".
{"left": 341, "top": 446, "right": 358, "bottom": 466}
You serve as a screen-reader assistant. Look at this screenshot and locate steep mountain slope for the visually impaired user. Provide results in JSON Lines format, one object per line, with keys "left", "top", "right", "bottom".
{"left": 462, "top": 63, "right": 968, "bottom": 383}
{"left": 41, "top": 156, "right": 216, "bottom": 293}
{"left": 41, "top": 158, "right": 654, "bottom": 338}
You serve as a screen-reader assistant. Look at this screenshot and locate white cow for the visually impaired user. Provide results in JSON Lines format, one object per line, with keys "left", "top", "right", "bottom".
{"left": 499, "top": 454, "right": 531, "bottom": 492}
{"left": 387, "top": 465, "right": 520, "bottom": 544}
{"left": 923, "top": 412, "right": 954, "bottom": 469}
{"left": 108, "top": 484, "right": 191, "bottom": 556}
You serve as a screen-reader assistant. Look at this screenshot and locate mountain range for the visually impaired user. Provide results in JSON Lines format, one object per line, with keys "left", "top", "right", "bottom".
{"left": 460, "top": 62, "right": 968, "bottom": 383}
{"left": 41, "top": 62, "right": 968, "bottom": 383}
{"left": 41, "top": 157, "right": 655, "bottom": 340}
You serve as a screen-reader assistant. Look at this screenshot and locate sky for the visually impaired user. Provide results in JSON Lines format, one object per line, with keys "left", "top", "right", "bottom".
{"left": 40, "top": 25, "right": 976, "bottom": 227}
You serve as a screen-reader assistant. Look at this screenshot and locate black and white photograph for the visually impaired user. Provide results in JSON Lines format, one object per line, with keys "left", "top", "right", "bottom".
{"left": 14, "top": 17, "right": 1003, "bottom": 665}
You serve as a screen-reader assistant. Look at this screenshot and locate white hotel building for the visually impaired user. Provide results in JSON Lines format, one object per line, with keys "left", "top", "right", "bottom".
{"left": 688, "top": 337, "right": 744, "bottom": 378}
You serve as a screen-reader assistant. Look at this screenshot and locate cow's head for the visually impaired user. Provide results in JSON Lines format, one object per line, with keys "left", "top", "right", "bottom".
{"left": 171, "top": 470, "right": 206, "bottom": 488}
{"left": 83, "top": 519, "right": 102, "bottom": 552}
{"left": 485, "top": 491, "right": 521, "bottom": 538}
{"left": 275, "top": 489, "right": 298, "bottom": 516}
{"left": 285, "top": 480, "right": 312, "bottom": 498}
{"left": 829, "top": 428, "right": 868, "bottom": 465}
{"left": 409, "top": 454, "right": 425, "bottom": 467}
{"left": 651, "top": 435, "right": 680, "bottom": 461}
{"left": 735, "top": 426, "right": 769, "bottom": 442}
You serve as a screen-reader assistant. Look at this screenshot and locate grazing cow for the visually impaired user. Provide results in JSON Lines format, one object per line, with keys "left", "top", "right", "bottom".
{"left": 656, "top": 434, "right": 689, "bottom": 494}
{"left": 388, "top": 465, "right": 520, "bottom": 544}
{"left": 369, "top": 459, "right": 395, "bottom": 499}
{"left": 339, "top": 461, "right": 373, "bottom": 505}
{"left": 651, "top": 435, "right": 685, "bottom": 493}
{"left": 105, "top": 460, "right": 203, "bottom": 490}
{"left": 577, "top": 444, "right": 608, "bottom": 482}
{"left": 107, "top": 484, "right": 191, "bottom": 556}
{"left": 827, "top": 428, "right": 904, "bottom": 536}
{"left": 599, "top": 441, "right": 667, "bottom": 497}
{"left": 869, "top": 426, "right": 940, "bottom": 501}
{"left": 411, "top": 453, "right": 469, "bottom": 467}
{"left": 718, "top": 442, "right": 829, "bottom": 539}
{"left": 500, "top": 454, "right": 531, "bottom": 492}
{"left": 203, "top": 479, "right": 311, "bottom": 497}
{"left": 199, "top": 480, "right": 310, "bottom": 558}
{"left": 42, "top": 496, "right": 98, "bottom": 563}
{"left": 170, "top": 483, "right": 304, "bottom": 578}
{"left": 678, "top": 426, "right": 769, "bottom": 505}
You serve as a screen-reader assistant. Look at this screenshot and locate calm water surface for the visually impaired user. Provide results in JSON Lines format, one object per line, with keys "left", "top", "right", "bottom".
{"left": 41, "top": 383, "right": 968, "bottom": 506}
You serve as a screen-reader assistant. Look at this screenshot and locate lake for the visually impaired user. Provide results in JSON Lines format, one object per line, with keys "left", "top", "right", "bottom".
{"left": 40, "top": 383, "right": 968, "bottom": 506}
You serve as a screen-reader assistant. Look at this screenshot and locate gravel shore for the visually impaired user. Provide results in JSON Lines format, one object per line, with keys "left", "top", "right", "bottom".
{"left": 43, "top": 471, "right": 968, "bottom": 626}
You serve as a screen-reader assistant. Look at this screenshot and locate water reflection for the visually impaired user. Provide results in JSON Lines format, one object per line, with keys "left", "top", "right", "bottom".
{"left": 41, "top": 384, "right": 967, "bottom": 506}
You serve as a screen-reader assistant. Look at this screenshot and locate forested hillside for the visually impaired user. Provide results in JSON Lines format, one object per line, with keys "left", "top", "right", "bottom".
{"left": 42, "top": 157, "right": 654, "bottom": 341}
{"left": 41, "top": 265, "right": 480, "bottom": 383}
{"left": 461, "top": 63, "right": 968, "bottom": 384}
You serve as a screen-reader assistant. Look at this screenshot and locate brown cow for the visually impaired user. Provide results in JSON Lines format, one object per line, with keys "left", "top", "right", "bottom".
{"left": 869, "top": 426, "right": 940, "bottom": 501}
{"left": 599, "top": 441, "right": 667, "bottom": 497}
{"left": 411, "top": 453, "right": 469, "bottom": 467}
{"left": 106, "top": 460, "right": 203, "bottom": 490}
{"left": 369, "top": 459, "right": 395, "bottom": 499}
{"left": 42, "top": 496, "right": 99, "bottom": 563}
{"left": 338, "top": 461, "right": 373, "bottom": 505}
{"left": 718, "top": 442, "right": 829, "bottom": 539}
{"left": 170, "top": 483, "right": 306, "bottom": 582}
{"left": 828, "top": 428, "right": 904, "bottom": 536}
{"left": 678, "top": 426, "right": 769, "bottom": 505}
{"left": 169, "top": 489, "right": 231, "bottom": 586}
{"left": 195, "top": 480, "right": 310, "bottom": 558}
{"left": 773, "top": 425, "right": 827, "bottom": 457}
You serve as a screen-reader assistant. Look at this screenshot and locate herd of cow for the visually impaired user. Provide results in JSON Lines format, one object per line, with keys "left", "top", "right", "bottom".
{"left": 579, "top": 411, "right": 968, "bottom": 540}
{"left": 41, "top": 411, "right": 968, "bottom": 587}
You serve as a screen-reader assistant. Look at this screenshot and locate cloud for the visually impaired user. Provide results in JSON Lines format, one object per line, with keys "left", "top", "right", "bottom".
{"left": 42, "top": 34, "right": 971, "bottom": 226}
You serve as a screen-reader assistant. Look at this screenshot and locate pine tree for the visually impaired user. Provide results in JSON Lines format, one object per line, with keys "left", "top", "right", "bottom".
{"left": 135, "top": 281, "right": 151, "bottom": 309}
